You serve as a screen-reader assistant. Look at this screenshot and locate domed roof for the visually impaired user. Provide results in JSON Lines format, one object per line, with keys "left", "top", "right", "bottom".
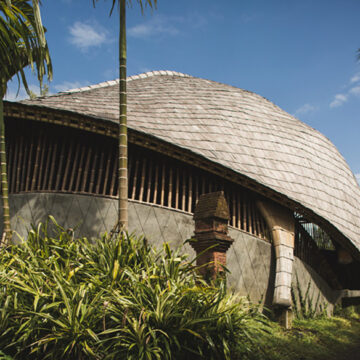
{"left": 19, "top": 71, "right": 360, "bottom": 253}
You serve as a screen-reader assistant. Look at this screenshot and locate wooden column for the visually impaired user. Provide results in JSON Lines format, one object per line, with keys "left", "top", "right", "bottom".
{"left": 190, "top": 191, "right": 234, "bottom": 279}
{"left": 257, "top": 200, "right": 295, "bottom": 329}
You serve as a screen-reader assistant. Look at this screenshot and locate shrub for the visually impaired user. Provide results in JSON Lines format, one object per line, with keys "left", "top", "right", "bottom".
{"left": 0, "top": 217, "right": 267, "bottom": 359}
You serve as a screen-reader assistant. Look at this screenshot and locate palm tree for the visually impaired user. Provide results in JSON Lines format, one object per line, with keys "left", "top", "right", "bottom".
{"left": 93, "top": 0, "right": 157, "bottom": 232}
{"left": 0, "top": 0, "right": 52, "bottom": 244}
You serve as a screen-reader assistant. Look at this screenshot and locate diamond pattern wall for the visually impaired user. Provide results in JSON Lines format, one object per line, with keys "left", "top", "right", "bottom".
{"left": 2, "top": 193, "right": 338, "bottom": 308}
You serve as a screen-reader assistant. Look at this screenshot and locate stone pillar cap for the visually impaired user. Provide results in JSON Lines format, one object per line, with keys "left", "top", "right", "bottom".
{"left": 194, "top": 191, "right": 230, "bottom": 221}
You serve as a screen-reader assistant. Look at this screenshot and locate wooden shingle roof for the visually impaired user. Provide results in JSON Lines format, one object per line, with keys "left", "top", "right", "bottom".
{"left": 20, "top": 71, "right": 360, "bottom": 254}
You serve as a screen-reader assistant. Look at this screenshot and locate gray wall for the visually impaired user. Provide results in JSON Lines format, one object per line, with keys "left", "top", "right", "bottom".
{"left": 4, "top": 193, "right": 339, "bottom": 309}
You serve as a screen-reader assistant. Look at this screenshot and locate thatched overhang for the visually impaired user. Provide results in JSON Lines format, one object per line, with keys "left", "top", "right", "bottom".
{"left": 4, "top": 70, "right": 360, "bottom": 260}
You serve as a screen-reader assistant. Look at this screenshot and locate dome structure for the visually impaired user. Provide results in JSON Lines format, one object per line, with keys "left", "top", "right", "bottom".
{"left": 19, "top": 70, "right": 360, "bottom": 257}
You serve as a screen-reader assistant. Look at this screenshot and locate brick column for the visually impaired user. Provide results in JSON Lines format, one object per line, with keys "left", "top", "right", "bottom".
{"left": 190, "top": 191, "right": 233, "bottom": 278}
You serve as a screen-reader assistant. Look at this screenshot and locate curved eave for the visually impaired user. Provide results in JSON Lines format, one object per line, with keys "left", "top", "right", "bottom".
{"left": 4, "top": 100, "right": 360, "bottom": 260}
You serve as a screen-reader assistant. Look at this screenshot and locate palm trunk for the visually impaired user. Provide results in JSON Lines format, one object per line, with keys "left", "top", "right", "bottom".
{"left": 118, "top": 0, "right": 128, "bottom": 231}
{"left": 0, "top": 99, "right": 11, "bottom": 244}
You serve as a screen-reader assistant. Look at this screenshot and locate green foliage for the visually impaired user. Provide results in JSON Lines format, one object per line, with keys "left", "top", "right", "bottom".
{"left": 291, "top": 275, "right": 323, "bottom": 319}
{"left": 0, "top": 217, "right": 266, "bottom": 359}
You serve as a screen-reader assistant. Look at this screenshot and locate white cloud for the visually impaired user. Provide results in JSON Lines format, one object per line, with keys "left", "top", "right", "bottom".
{"left": 54, "top": 80, "right": 90, "bottom": 93}
{"left": 4, "top": 84, "right": 40, "bottom": 101}
{"left": 128, "top": 15, "right": 179, "bottom": 38}
{"left": 349, "top": 85, "right": 360, "bottom": 96}
{"left": 294, "top": 103, "right": 317, "bottom": 117}
{"left": 350, "top": 73, "right": 360, "bottom": 84}
{"left": 68, "top": 21, "right": 108, "bottom": 51}
{"left": 330, "top": 93, "right": 348, "bottom": 108}
{"left": 356, "top": 174, "right": 360, "bottom": 186}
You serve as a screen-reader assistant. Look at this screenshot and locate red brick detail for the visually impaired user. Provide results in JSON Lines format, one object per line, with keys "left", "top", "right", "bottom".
{"left": 190, "top": 192, "right": 233, "bottom": 279}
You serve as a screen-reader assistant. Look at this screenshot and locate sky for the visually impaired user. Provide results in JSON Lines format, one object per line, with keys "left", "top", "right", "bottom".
{"left": 4, "top": 0, "right": 360, "bottom": 184}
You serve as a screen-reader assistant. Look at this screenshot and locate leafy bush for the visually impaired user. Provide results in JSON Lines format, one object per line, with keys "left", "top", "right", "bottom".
{"left": 0, "top": 217, "right": 267, "bottom": 359}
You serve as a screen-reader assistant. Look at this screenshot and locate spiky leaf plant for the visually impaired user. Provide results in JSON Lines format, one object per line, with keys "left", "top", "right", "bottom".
{"left": 0, "top": 217, "right": 268, "bottom": 359}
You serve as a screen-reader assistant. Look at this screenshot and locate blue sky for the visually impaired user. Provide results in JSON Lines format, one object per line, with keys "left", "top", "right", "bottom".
{"left": 5, "top": 0, "right": 360, "bottom": 184}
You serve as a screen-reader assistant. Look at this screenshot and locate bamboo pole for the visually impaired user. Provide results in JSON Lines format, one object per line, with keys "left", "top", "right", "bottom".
{"left": 188, "top": 173, "right": 192, "bottom": 212}
{"left": 153, "top": 163, "right": 159, "bottom": 204}
{"left": 89, "top": 146, "right": 98, "bottom": 193}
{"left": 175, "top": 168, "right": 179, "bottom": 209}
{"left": 0, "top": 100, "right": 11, "bottom": 243}
{"left": 25, "top": 137, "right": 34, "bottom": 191}
{"left": 95, "top": 149, "right": 105, "bottom": 195}
{"left": 81, "top": 147, "right": 92, "bottom": 192}
{"left": 102, "top": 149, "right": 112, "bottom": 195}
{"left": 160, "top": 164, "right": 165, "bottom": 206}
{"left": 118, "top": 0, "right": 128, "bottom": 230}
{"left": 146, "top": 159, "right": 153, "bottom": 203}
{"left": 168, "top": 167, "right": 173, "bottom": 207}
{"left": 74, "top": 144, "right": 85, "bottom": 192}
{"left": 68, "top": 142, "right": 81, "bottom": 192}
{"left": 131, "top": 159, "right": 139, "bottom": 200}
{"left": 181, "top": 171, "right": 186, "bottom": 210}
{"left": 37, "top": 132, "right": 47, "bottom": 191}
{"left": 139, "top": 160, "right": 146, "bottom": 201}
{"left": 47, "top": 143, "right": 58, "bottom": 190}
{"left": 55, "top": 140, "right": 66, "bottom": 191}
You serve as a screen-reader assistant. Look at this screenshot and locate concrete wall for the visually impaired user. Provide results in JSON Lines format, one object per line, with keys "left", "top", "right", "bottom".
{"left": 3, "top": 192, "right": 339, "bottom": 309}
{"left": 292, "top": 257, "right": 339, "bottom": 315}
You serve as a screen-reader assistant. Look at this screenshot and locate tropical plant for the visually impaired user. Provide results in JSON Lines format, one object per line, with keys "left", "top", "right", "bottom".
{"left": 0, "top": 217, "right": 268, "bottom": 359}
{"left": 92, "top": 0, "right": 157, "bottom": 232}
{"left": 0, "top": 0, "right": 52, "bottom": 244}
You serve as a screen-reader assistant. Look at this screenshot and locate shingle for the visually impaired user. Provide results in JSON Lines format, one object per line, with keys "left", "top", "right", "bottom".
{"left": 20, "top": 70, "right": 360, "bottom": 252}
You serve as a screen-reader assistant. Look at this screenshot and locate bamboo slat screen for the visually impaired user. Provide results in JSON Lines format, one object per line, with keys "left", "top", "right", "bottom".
{"left": 294, "top": 219, "right": 339, "bottom": 288}
{"left": 6, "top": 118, "right": 270, "bottom": 241}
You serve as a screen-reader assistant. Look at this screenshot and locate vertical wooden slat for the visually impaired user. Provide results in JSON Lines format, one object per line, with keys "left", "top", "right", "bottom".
{"left": 37, "top": 133, "right": 47, "bottom": 191}
{"left": 168, "top": 167, "right": 173, "bottom": 207}
{"left": 139, "top": 160, "right": 146, "bottom": 201}
{"left": 7, "top": 132, "right": 14, "bottom": 192}
{"left": 131, "top": 158, "right": 139, "bottom": 200}
{"left": 146, "top": 160, "right": 153, "bottom": 203}
{"left": 175, "top": 168, "right": 179, "bottom": 209}
{"left": 81, "top": 147, "right": 92, "bottom": 192}
{"left": 47, "top": 142, "right": 58, "bottom": 191}
{"left": 247, "top": 198, "right": 253, "bottom": 234}
{"left": 201, "top": 176, "right": 205, "bottom": 195}
{"left": 95, "top": 149, "right": 105, "bottom": 195}
{"left": 11, "top": 134, "right": 19, "bottom": 193}
{"left": 68, "top": 142, "right": 81, "bottom": 192}
{"left": 25, "top": 137, "right": 34, "bottom": 191}
{"left": 188, "top": 173, "right": 192, "bottom": 212}
{"left": 232, "top": 191, "right": 236, "bottom": 227}
{"left": 109, "top": 153, "right": 117, "bottom": 196}
{"left": 153, "top": 163, "right": 159, "bottom": 204}
{"left": 31, "top": 133, "right": 42, "bottom": 191}
{"left": 102, "top": 149, "right": 112, "bottom": 195}
{"left": 182, "top": 171, "right": 186, "bottom": 210}
{"left": 75, "top": 144, "right": 86, "bottom": 192}
{"left": 55, "top": 140, "right": 66, "bottom": 191}
{"left": 209, "top": 181, "right": 212, "bottom": 193}
{"left": 127, "top": 153, "right": 133, "bottom": 199}
{"left": 237, "top": 192, "right": 241, "bottom": 229}
{"left": 242, "top": 194, "right": 248, "bottom": 232}
{"left": 195, "top": 174, "right": 199, "bottom": 204}
{"left": 41, "top": 137, "right": 51, "bottom": 191}
{"left": 160, "top": 164, "right": 165, "bottom": 206}
{"left": 89, "top": 146, "right": 98, "bottom": 194}
{"left": 16, "top": 135, "right": 25, "bottom": 192}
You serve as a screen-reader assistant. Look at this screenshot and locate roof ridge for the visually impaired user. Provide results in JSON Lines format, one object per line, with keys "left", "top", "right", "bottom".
{"left": 54, "top": 70, "right": 192, "bottom": 96}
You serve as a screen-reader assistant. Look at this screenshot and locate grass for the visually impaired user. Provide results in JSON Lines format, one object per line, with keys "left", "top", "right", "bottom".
{"left": 234, "top": 308, "right": 360, "bottom": 360}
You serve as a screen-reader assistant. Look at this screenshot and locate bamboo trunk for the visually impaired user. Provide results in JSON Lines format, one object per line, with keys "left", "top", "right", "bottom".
{"left": 0, "top": 100, "right": 11, "bottom": 243}
{"left": 118, "top": 0, "right": 128, "bottom": 230}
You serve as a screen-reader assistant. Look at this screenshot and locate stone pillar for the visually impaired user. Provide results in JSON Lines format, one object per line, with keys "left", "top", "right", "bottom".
{"left": 257, "top": 200, "right": 295, "bottom": 328}
{"left": 190, "top": 191, "right": 233, "bottom": 278}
